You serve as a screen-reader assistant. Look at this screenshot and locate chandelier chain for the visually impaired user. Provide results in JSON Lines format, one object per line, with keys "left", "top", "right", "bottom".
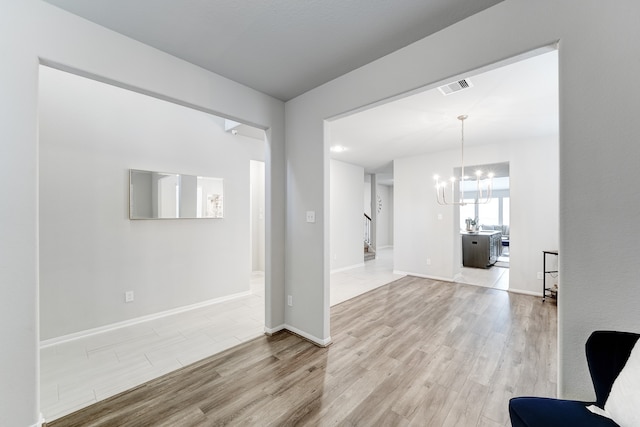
{"left": 434, "top": 114, "right": 493, "bottom": 206}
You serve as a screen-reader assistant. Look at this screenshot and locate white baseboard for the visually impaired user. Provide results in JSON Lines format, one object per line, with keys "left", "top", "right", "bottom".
{"left": 40, "top": 290, "right": 253, "bottom": 348}
{"left": 31, "top": 413, "right": 45, "bottom": 427}
{"left": 508, "top": 288, "right": 544, "bottom": 297}
{"left": 393, "top": 270, "right": 454, "bottom": 282}
{"left": 264, "top": 324, "right": 331, "bottom": 347}
{"left": 331, "top": 262, "right": 365, "bottom": 274}
{"left": 284, "top": 324, "right": 332, "bottom": 347}
{"left": 264, "top": 324, "right": 286, "bottom": 335}
{"left": 377, "top": 245, "right": 393, "bottom": 250}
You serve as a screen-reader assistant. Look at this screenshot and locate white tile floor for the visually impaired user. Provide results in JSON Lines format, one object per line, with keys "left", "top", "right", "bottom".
{"left": 40, "top": 249, "right": 403, "bottom": 422}
{"left": 456, "top": 249, "right": 510, "bottom": 290}
{"left": 40, "top": 247, "right": 506, "bottom": 422}
{"left": 456, "top": 265, "right": 510, "bottom": 290}
{"left": 330, "top": 247, "right": 405, "bottom": 306}
{"left": 40, "top": 275, "right": 266, "bottom": 421}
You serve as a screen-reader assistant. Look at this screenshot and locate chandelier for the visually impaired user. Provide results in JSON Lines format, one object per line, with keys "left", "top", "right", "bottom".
{"left": 434, "top": 115, "right": 493, "bottom": 205}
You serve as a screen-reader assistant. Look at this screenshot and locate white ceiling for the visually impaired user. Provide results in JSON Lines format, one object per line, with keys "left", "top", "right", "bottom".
{"left": 329, "top": 50, "right": 559, "bottom": 175}
{"left": 42, "top": 0, "right": 502, "bottom": 101}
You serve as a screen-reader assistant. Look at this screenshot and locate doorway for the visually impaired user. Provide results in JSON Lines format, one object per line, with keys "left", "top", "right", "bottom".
{"left": 457, "top": 162, "right": 510, "bottom": 289}
{"left": 328, "top": 49, "right": 558, "bottom": 297}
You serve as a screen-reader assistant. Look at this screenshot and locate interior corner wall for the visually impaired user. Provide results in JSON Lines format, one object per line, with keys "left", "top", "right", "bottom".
{"left": 285, "top": 0, "right": 640, "bottom": 401}
{"left": 330, "top": 159, "right": 364, "bottom": 271}
{"left": 38, "top": 66, "right": 265, "bottom": 339}
{"left": 2, "top": 1, "right": 284, "bottom": 424}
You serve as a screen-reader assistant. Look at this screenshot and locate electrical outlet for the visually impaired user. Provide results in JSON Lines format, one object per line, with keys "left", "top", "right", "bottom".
{"left": 125, "top": 291, "right": 134, "bottom": 302}
{"left": 426, "top": 258, "right": 432, "bottom": 266}
{"left": 537, "top": 272, "right": 543, "bottom": 280}
{"left": 287, "top": 295, "right": 293, "bottom": 306}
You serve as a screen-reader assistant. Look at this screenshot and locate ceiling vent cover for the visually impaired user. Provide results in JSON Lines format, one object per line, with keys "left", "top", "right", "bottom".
{"left": 438, "top": 79, "right": 473, "bottom": 96}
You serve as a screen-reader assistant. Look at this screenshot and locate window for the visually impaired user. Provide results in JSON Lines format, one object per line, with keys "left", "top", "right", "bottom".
{"left": 460, "top": 200, "right": 476, "bottom": 229}
{"left": 460, "top": 195, "right": 510, "bottom": 229}
{"left": 457, "top": 170, "right": 509, "bottom": 230}
{"left": 479, "top": 198, "right": 500, "bottom": 225}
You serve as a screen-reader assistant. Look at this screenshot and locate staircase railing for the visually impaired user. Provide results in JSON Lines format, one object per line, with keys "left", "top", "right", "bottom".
{"left": 364, "top": 213, "right": 371, "bottom": 245}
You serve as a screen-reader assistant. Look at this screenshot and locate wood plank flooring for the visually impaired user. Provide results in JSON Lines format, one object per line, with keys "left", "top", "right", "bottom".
{"left": 46, "top": 276, "right": 557, "bottom": 427}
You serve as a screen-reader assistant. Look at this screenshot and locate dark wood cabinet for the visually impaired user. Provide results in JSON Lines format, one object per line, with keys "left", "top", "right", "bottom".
{"left": 462, "top": 231, "right": 502, "bottom": 268}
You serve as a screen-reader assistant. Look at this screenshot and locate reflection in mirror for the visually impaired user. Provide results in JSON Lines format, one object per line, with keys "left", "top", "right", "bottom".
{"left": 130, "top": 169, "right": 223, "bottom": 219}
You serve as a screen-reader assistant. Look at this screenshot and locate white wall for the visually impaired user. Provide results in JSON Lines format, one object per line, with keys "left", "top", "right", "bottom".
{"left": 250, "top": 160, "right": 266, "bottom": 272}
{"left": 395, "top": 151, "right": 460, "bottom": 281}
{"left": 363, "top": 176, "right": 371, "bottom": 216}
{"left": 38, "top": 66, "right": 265, "bottom": 340}
{"left": 508, "top": 137, "right": 559, "bottom": 295}
{"left": 364, "top": 178, "right": 393, "bottom": 249}
{"left": 394, "top": 136, "right": 558, "bottom": 294}
{"left": 330, "top": 160, "right": 364, "bottom": 271}
{"left": 1, "top": 1, "right": 284, "bottom": 424}
{"left": 376, "top": 184, "right": 393, "bottom": 248}
{"left": 285, "top": 0, "right": 640, "bottom": 401}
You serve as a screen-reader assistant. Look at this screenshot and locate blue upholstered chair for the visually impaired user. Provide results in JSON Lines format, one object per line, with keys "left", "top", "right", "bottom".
{"left": 509, "top": 330, "right": 640, "bottom": 427}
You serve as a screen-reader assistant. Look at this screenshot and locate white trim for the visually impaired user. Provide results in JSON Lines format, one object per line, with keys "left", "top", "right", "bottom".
{"left": 40, "top": 290, "right": 253, "bottom": 348}
{"left": 377, "top": 245, "right": 393, "bottom": 250}
{"left": 31, "top": 413, "right": 45, "bottom": 427}
{"left": 393, "top": 271, "right": 454, "bottom": 282}
{"left": 508, "top": 288, "right": 544, "bottom": 297}
{"left": 264, "top": 324, "right": 331, "bottom": 347}
{"left": 330, "top": 262, "right": 365, "bottom": 274}
{"left": 284, "top": 324, "right": 332, "bottom": 347}
{"left": 264, "top": 324, "right": 286, "bottom": 335}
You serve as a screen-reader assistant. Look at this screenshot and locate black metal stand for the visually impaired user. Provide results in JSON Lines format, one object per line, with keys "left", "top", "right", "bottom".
{"left": 542, "top": 250, "right": 558, "bottom": 302}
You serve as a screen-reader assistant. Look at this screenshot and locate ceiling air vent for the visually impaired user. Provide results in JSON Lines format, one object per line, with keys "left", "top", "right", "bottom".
{"left": 437, "top": 79, "right": 473, "bottom": 96}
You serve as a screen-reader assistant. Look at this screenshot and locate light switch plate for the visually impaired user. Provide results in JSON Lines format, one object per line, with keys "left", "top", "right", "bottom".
{"left": 306, "top": 211, "right": 316, "bottom": 223}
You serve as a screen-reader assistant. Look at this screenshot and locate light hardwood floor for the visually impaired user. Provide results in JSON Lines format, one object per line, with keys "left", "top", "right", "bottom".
{"left": 47, "top": 276, "right": 557, "bottom": 427}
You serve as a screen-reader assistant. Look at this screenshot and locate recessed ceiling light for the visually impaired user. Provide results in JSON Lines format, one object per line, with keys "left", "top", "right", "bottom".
{"left": 331, "top": 145, "right": 347, "bottom": 153}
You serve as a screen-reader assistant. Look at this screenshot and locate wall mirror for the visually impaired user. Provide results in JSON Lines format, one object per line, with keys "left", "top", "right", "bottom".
{"left": 130, "top": 169, "right": 223, "bottom": 219}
